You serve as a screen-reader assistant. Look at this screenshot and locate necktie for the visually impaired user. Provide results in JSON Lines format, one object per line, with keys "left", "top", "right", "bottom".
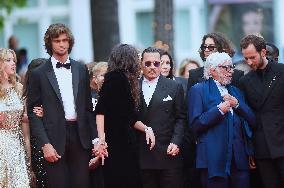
{"left": 56, "top": 62, "right": 71, "bottom": 69}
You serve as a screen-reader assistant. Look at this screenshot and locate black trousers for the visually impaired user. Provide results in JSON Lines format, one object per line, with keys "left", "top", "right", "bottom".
{"left": 141, "top": 168, "right": 182, "bottom": 188}
{"left": 45, "top": 122, "right": 91, "bottom": 188}
{"left": 256, "top": 157, "right": 284, "bottom": 188}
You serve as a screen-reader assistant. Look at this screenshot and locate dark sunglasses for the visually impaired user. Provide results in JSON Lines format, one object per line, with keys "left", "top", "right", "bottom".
{"left": 200, "top": 45, "right": 216, "bottom": 52}
{"left": 144, "top": 61, "right": 161, "bottom": 67}
{"left": 218, "top": 65, "right": 234, "bottom": 71}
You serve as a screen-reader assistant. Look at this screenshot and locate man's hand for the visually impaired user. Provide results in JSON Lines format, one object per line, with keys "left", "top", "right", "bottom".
{"left": 145, "top": 128, "right": 155, "bottom": 150}
{"left": 33, "top": 105, "right": 44, "bottom": 117}
{"left": 218, "top": 101, "right": 231, "bottom": 114}
{"left": 42, "top": 143, "right": 61, "bottom": 163}
{"left": 223, "top": 94, "right": 238, "bottom": 108}
{"left": 167, "top": 143, "right": 180, "bottom": 156}
{"left": 92, "top": 142, "right": 108, "bottom": 165}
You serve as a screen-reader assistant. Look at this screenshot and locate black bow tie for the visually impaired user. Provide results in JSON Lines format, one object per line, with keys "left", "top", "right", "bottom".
{"left": 56, "top": 62, "right": 71, "bottom": 69}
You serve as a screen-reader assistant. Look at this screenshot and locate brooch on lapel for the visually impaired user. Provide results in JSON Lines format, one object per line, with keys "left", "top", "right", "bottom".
{"left": 162, "top": 95, "right": 172, "bottom": 101}
{"left": 268, "top": 75, "right": 277, "bottom": 88}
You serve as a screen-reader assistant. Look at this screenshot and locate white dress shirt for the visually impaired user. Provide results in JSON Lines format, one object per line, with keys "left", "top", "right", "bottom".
{"left": 142, "top": 76, "right": 159, "bottom": 106}
{"left": 214, "top": 80, "right": 233, "bottom": 114}
{"left": 51, "top": 56, "right": 77, "bottom": 120}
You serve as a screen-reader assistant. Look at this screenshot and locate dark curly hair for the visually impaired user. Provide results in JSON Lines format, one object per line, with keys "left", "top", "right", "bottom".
{"left": 240, "top": 34, "right": 266, "bottom": 53}
{"left": 44, "top": 23, "right": 74, "bottom": 56}
{"left": 199, "top": 32, "right": 235, "bottom": 61}
{"left": 108, "top": 44, "right": 140, "bottom": 108}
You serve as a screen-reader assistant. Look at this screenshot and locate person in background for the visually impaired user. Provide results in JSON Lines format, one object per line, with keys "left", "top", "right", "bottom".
{"left": 22, "top": 58, "right": 47, "bottom": 188}
{"left": 179, "top": 58, "right": 200, "bottom": 78}
{"left": 266, "top": 42, "right": 279, "bottom": 63}
{"left": 160, "top": 49, "right": 187, "bottom": 96}
{"left": 90, "top": 61, "right": 108, "bottom": 109}
{"left": 89, "top": 61, "right": 108, "bottom": 188}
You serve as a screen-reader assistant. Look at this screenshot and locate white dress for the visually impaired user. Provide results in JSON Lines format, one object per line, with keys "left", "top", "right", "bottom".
{"left": 0, "top": 87, "right": 30, "bottom": 188}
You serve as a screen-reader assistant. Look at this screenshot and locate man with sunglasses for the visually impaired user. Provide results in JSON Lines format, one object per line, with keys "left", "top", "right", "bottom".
{"left": 240, "top": 35, "right": 284, "bottom": 188}
{"left": 187, "top": 32, "right": 244, "bottom": 90}
{"left": 137, "top": 47, "right": 186, "bottom": 188}
{"left": 188, "top": 52, "right": 256, "bottom": 188}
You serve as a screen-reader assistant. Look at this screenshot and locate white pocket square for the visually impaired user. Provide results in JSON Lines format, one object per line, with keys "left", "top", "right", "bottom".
{"left": 162, "top": 95, "right": 172, "bottom": 101}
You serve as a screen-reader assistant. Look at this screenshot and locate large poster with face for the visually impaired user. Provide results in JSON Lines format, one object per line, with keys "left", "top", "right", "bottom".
{"left": 207, "top": 0, "right": 274, "bottom": 61}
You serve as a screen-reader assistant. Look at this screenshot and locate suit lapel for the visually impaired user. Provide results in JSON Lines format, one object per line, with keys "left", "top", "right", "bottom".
{"left": 259, "top": 66, "right": 281, "bottom": 107}
{"left": 247, "top": 72, "right": 264, "bottom": 98}
{"left": 148, "top": 76, "right": 166, "bottom": 111}
{"left": 45, "top": 60, "right": 64, "bottom": 105}
{"left": 71, "top": 59, "right": 79, "bottom": 102}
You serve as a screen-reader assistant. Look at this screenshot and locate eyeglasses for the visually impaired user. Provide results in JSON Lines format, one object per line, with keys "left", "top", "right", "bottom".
{"left": 218, "top": 65, "right": 234, "bottom": 71}
{"left": 200, "top": 45, "right": 217, "bottom": 52}
{"left": 144, "top": 61, "right": 161, "bottom": 67}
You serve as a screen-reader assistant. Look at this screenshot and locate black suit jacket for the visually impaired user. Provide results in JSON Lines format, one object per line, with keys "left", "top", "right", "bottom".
{"left": 187, "top": 67, "right": 244, "bottom": 91}
{"left": 138, "top": 76, "right": 186, "bottom": 169}
{"left": 174, "top": 76, "right": 187, "bottom": 97}
{"left": 239, "top": 63, "right": 284, "bottom": 159}
{"left": 27, "top": 58, "right": 96, "bottom": 155}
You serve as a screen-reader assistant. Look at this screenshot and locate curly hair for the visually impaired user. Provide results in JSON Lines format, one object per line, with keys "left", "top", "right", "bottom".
{"left": 108, "top": 44, "right": 141, "bottom": 108}
{"left": 199, "top": 32, "right": 235, "bottom": 61}
{"left": 44, "top": 23, "right": 74, "bottom": 56}
{"left": 240, "top": 34, "right": 266, "bottom": 53}
{"left": 179, "top": 58, "right": 200, "bottom": 76}
{"left": 0, "top": 48, "right": 20, "bottom": 97}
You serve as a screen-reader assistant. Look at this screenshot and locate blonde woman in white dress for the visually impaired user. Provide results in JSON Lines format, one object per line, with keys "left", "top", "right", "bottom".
{"left": 0, "top": 48, "right": 31, "bottom": 187}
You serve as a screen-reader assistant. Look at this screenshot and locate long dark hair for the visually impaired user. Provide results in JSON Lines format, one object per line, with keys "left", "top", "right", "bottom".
{"left": 160, "top": 49, "right": 174, "bottom": 79}
{"left": 108, "top": 44, "right": 140, "bottom": 108}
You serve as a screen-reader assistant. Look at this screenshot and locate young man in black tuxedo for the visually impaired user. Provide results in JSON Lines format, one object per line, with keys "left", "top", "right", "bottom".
{"left": 27, "top": 23, "right": 95, "bottom": 188}
{"left": 240, "top": 35, "right": 284, "bottom": 188}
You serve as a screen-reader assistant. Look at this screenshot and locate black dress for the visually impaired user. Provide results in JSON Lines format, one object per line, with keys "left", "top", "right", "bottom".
{"left": 95, "top": 70, "right": 141, "bottom": 188}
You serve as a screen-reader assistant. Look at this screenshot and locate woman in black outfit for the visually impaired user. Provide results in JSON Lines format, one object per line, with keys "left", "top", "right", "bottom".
{"left": 94, "top": 44, "right": 155, "bottom": 188}
{"left": 22, "top": 58, "right": 47, "bottom": 188}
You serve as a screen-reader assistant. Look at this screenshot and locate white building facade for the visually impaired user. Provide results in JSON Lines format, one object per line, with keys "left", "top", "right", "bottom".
{"left": 0, "top": 0, "right": 283, "bottom": 65}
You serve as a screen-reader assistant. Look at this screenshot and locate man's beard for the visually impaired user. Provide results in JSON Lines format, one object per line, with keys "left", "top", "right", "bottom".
{"left": 220, "top": 77, "right": 232, "bottom": 86}
{"left": 257, "top": 54, "right": 265, "bottom": 69}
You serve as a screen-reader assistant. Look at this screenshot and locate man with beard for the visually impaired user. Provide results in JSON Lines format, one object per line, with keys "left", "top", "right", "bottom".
{"left": 240, "top": 35, "right": 284, "bottom": 188}
{"left": 187, "top": 52, "right": 256, "bottom": 188}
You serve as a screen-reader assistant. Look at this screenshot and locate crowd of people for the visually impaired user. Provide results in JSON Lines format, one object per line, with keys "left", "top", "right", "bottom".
{"left": 0, "top": 22, "right": 282, "bottom": 188}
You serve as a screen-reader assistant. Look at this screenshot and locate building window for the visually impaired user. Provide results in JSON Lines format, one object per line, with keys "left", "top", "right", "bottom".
{"left": 13, "top": 23, "right": 39, "bottom": 61}
{"left": 48, "top": 0, "right": 68, "bottom": 6}
{"left": 136, "top": 12, "right": 154, "bottom": 49}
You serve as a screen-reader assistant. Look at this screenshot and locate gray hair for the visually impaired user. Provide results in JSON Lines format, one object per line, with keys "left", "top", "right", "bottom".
{"left": 203, "top": 52, "right": 232, "bottom": 80}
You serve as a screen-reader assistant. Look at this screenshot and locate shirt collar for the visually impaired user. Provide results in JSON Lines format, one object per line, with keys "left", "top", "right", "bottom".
{"left": 143, "top": 76, "right": 159, "bottom": 84}
{"left": 51, "top": 56, "right": 70, "bottom": 68}
{"left": 213, "top": 79, "right": 226, "bottom": 88}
